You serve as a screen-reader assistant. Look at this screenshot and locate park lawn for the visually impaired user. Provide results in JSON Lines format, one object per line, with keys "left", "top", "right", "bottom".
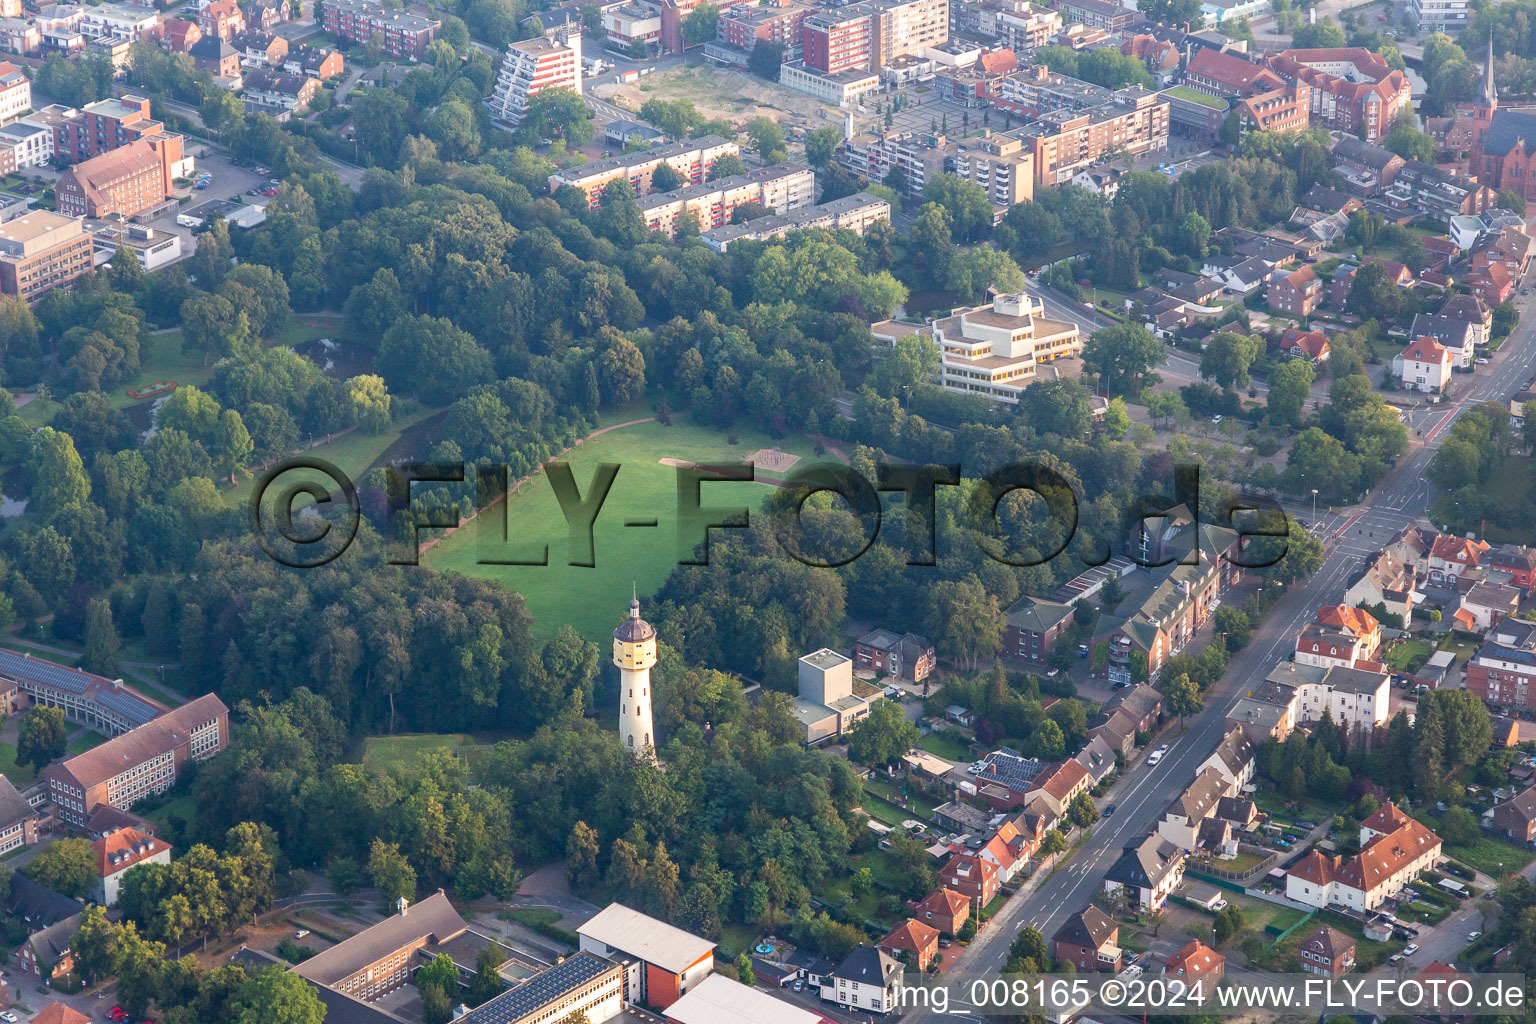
{"left": 0, "top": 743, "right": 38, "bottom": 787}
{"left": 225, "top": 404, "right": 439, "bottom": 507}
{"left": 139, "top": 792, "right": 197, "bottom": 833}
{"left": 360, "top": 732, "right": 482, "bottom": 774}
{"left": 111, "top": 330, "right": 218, "bottom": 410}
{"left": 1385, "top": 639, "right": 1433, "bottom": 673}
{"left": 426, "top": 418, "right": 820, "bottom": 642}
{"left": 920, "top": 730, "right": 970, "bottom": 762}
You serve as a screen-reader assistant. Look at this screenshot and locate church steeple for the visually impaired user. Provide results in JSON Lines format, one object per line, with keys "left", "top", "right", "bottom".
{"left": 1481, "top": 38, "right": 1498, "bottom": 115}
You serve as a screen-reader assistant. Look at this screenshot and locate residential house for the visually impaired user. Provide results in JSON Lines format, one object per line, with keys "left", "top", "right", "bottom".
{"left": 1025, "top": 758, "right": 1089, "bottom": 818}
{"left": 855, "top": 628, "right": 936, "bottom": 683}
{"left": 1088, "top": 707, "right": 1138, "bottom": 757}
{"left": 163, "top": 17, "right": 200, "bottom": 50}
{"left": 1195, "top": 727, "right": 1256, "bottom": 794}
{"left": 1331, "top": 134, "right": 1403, "bottom": 194}
{"left": 1410, "top": 313, "right": 1477, "bottom": 368}
{"left": 1106, "top": 684, "right": 1162, "bottom": 734}
{"left": 1006, "top": 595, "right": 1077, "bottom": 666}
{"left": 1163, "top": 940, "right": 1225, "bottom": 997}
{"left": 198, "top": 0, "right": 245, "bottom": 39}
{"left": 1491, "top": 544, "right": 1536, "bottom": 591}
{"left": 940, "top": 852, "right": 999, "bottom": 906}
{"left": 912, "top": 888, "right": 969, "bottom": 936}
{"left": 1469, "top": 262, "right": 1515, "bottom": 305}
{"left": 0, "top": 776, "right": 38, "bottom": 855}
{"left": 240, "top": 67, "right": 320, "bottom": 116}
{"left": 1052, "top": 905, "right": 1122, "bottom": 972}
{"left": 92, "top": 827, "right": 169, "bottom": 907}
{"left": 1457, "top": 581, "right": 1520, "bottom": 630}
{"left": 189, "top": 34, "right": 240, "bottom": 76}
{"left": 1103, "top": 834, "right": 1184, "bottom": 910}
{"left": 1462, "top": 619, "right": 1536, "bottom": 711}
{"left": 1276, "top": 327, "right": 1331, "bottom": 363}
{"left": 1297, "top": 925, "right": 1355, "bottom": 976}
{"left": 1489, "top": 787, "right": 1536, "bottom": 843}
{"left": 231, "top": 28, "right": 285, "bottom": 63}
{"left": 879, "top": 919, "right": 938, "bottom": 970}
{"left": 282, "top": 44, "right": 344, "bottom": 79}
{"left": 1429, "top": 534, "right": 1491, "bottom": 585}
{"left": 1342, "top": 548, "right": 1420, "bottom": 621}
{"left": 1440, "top": 293, "right": 1494, "bottom": 348}
{"left": 1285, "top": 803, "right": 1441, "bottom": 911}
{"left": 820, "top": 946, "right": 902, "bottom": 1015}
{"left": 1159, "top": 766, "right": 1229, "bottom": 850}
{"left": 1394, "top": 336, "right": 1453, "bottom": 394}
{"left": 1267, "top": 265, "right": 1322, "bottom": 314}
{"left": 1075, "top": 735, "right": 1117, "bottom": 785}
{"left": 9, "top": 877, "right": 82, "bottom": 983}
{"left": 976, "top": 822, "right": 1028, "bottom": 883}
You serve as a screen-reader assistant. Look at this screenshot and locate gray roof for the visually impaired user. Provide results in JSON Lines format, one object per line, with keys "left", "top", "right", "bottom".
{"left": 1332, "top": 134, "right": 1399, "bottom": 170}
{"left": 1106, "top": 834, "right": 1182, "bottom": 890}
{"left": 1478, "top": 108, "right": 1536, "bottom": 158}
{"left": 0, "top": 775, "right": 34, "bottom": 831}
{"left": 292, "top": 892, "right": 467, "bottom": 987}
{"left": 1173, "top": 767, "right": 1228, "bottom": 823}
{"left": 830, "top": 945, "right": 901, "bottom": 986}
{"left": 1054, "top": 904, "right": 1116, "bottom": 949}
{"left": 8, "top": 875, "right": 83, "bottom": 928}
{"left": 1108, "top": 683, "right": 1161, "bottom": 721}
{"left": 458, "top": 951, "right": 620, "bottom": 1024}
{"left": 1006, "top": 596, "right": 1076, "bottom": 633}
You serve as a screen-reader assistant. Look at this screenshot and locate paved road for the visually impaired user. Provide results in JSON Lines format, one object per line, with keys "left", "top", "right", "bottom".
{"left": 905, "top": 277, "right": 1536, "bottom": 1020}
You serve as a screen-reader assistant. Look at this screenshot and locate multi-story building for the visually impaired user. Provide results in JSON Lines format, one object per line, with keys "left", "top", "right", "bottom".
{"left": 163, "top": 16, "right": 201, "bottom": 51}
{"left": 45, "top": 693, "right": 228, "bottom": 826}
{"left": 457, "top": 951, "right": 625, "bottom": 1024}
{"left": 0, "top": 122, "right": 52, "bottom": 175}
{"left": 1104, "top": 834, "right": 1184, "bottom": 910}
{"left": 853, "top": 628, "right": 935, "bottom": 682}
{"left": 190, "top": 35, "right": 242, "bottom": 76}
{"left": 1053, "top": 906, "right": 1122, "bottom": 972}
{"left": 1020, "top": 87, "right": 1169, "bottom": 185}
{"left": 0, "top": 649, "right": 162, "bottom": 733}
{"left": 577, "top": 903, "right": 715, "bottom": 1009}
{"left": 56, "top": 137, "right": 177, "bottom": 219}
{"left": 777, "top": 61, "right": 880, "bottom": 104}
{"left": 1392, "top": 335, "right": 1453, "bottom": 393}
{"left": 989, "top": 3, "right": 1060, "bottom": 49}
{"left": 931, "top": 291, "right": 1081, "bottom": 403}
{"left": 295, "top": 891, "right": 471, "bottom": 1002}
{"left": 0, "top": 210, "right": 93, "bottom": 301}
{"left": 93, "top": 223, "right": 183, "bottom": 272}
{"left": 1164, "top": 941, "right": 1225, "bottom": 997}
{"left": 487, "top": 28, "right": 581, "bottom": 127}
{"left": 1266, "top": 263, "right": 1323, "bottom": 315}
{"left": 791, "top": 648, "right": 875, "bottom": 744}
{"left": 199, "top": 0, "right": 245, "bottom": 39}
{"left": 1383, "top": 158, "right": 1493, "bottom": 222}
{"left": 1236, "top": 78, "right": 1310, "bottom": 134}
{"left": 52, "top": 94, "right": 164, "bottom": 164}
{"left": 78, "top": 3, "right": 161, "bottom": 43}
{"left": 231, "top": 28, "right": 288, "bottom": 63}
{"left": 821, "top": 947, "right": 903, "bottom": 1015}
{"left": 1410, "top": 0, "right": 1468, "bottom": 30}
{"left": 1264, "top": 48, "right": 1409, "bottom": 142}
{"left": 1184, "top": 47, "right": 1273, "bottom": 98}
{"left": 1466, "top": 618, "right": 1536, "bottom": 712}
{"left": 953, "top": 130, "right": 1034, "bottom": 211}
{"left": 320, "top": 0, "right": 438, "bottom": 61}
{"left": 549, "top": 135, "right": 739, "bottom": 207}
{"left": 870, "top": 0, "right": 947, "bottom": 69}
{"left": 1286, "top": 803, "right": 1441, "bottom": 911}
{"left": 717, "top": 0, "right": 810, "bottom": 55}
{"left": 939, "top": 851, "right": 1000, "bottom": 904}
{"left": 801, "top": 7, "right": 871, "bottom": 71}
{"left": 0, "top": 18, "right": 40, "bottom": 54}
{"left": 1297, "top": 926, "right": 1356, "bottom": 977}
{"left": 1006, "top": 595, "right": 1075, "bottom": 666}
{"left": 699, "top": 191, "right": 890, "bottom": 250}
{"left": 638, "top": 162, "right": 813, "bottom": 237}
{"left": 1056, "top": 0, "right": 1134, "bottom": 29}
{"left": 281, "top": 44, "right": 345, "bottom": 78}
{"left": 93, "top": 827, "right": 170, "bottom": 907}
{"left": 0, "top": 777, "right": 42, "bottom": 855}
{"left": 241, "top": 67, "right": 321, "bottom": 116}
{"left": 838, "top": 129, "right": 950, "bottom": 195}
{"left": 994, "top": 63, "right": 1111, "bottom": 117}
{"left": 0, "top": 62, "right": 28, "bottom": 125}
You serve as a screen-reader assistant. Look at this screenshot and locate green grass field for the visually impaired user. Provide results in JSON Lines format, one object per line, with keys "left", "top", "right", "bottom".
{"left": 0, "top": 743, "right": 39, "bottom": 787}
{"left": 66, "top": 731, "right": 106, "bottom": 755}
{"left": 1385, "top": 639, "right": 1433, "bottom": 673}
{"left": 360, "top": 732, "right": 482, "bottom": 774}
{"left": 226, "top": 404, "right": 437, "bottom": 507}
{"left": 919, "top": 730, "right": 970, "bottom": 762}
{"left": 426, "top": 418, "right": 821, "bottom": 641}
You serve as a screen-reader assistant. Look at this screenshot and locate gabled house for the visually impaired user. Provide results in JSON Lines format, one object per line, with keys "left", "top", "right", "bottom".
{"left": 1429, "top": 534, "right": 1491, "bottom": 585}
{"left": 855, "top": 628, "right": 936, "bottom": 683}
{"left": 1394, "top": 336, "right": 1453, "bottom": 394}
{"left": 1409, "top": 313, "right": 1477, "bottom": 368}
{"left": 1025, "top": 757, "right": 1090, "bottom": 818}
{"left": 1286, "top": 802, "right": 1441, "bottom": 911}
{"left": 1103, "top": 835, "right": 1184, "bottom": 910}
{"left": 822, "top": 946, "right": 903, "bottom": 1014}
{"left": 1163, "top": 940, "right": 1224, "bottom": 997}
{"left": 1052, "top": 905, "right": 1122, "bottom": 972}
{"left": 1297, "top": 925, "right": 1355, "bottom": 976}
{"left": 976, "top": 823, "right": 1026, "bottom": 883}
{"left": 1490, "top": 544, "right": 1536, "bottom": 591}
{"left": 1195, "top": 727, "right": 1256, "bottom": 795}
{"left": 1490, "top": 786, "right": 1536, "bottom": 843}
{"left": 1267, "top": 265, "right": 1323, "bottom": 315}
{"left": 1106, "top": 683, "right": 1162, "bottom": 734}
{"left": 1006, "top": 596, "right": 1077, "bottom": 666}
{"left": 912, "top": 888, "right": 969, "bottom": 936}
{"left": 1458, "top": 581, "right": 1520, "bottom": 630}
{"left": 1075, "top": 735, "right": 1117, "bottom": 785}
{"left": 1439, "top": 293, "right": 1493, "bottom": 348}
{"left": 879, "top": 919, "right": 939, "bottom": 970}
{"left": 1159, "top": 766, "right": 1228, "bottom": 850}
{"left": 1276, "top": 327, "right": 1331, "bottom": 363}
{"left": 1342, "top": 549, "right": 1420, "bottom": 621}
{"left": 940, "top": 852, "right": 999, "bottom": 906}
{"left": 1468, "top": 261, "right": 1514, "bottom": 305}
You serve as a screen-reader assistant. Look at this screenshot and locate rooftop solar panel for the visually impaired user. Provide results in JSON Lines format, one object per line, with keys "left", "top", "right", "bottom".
{"left": 97, "top": 688, "right": 159, "bottom": 725}
{"left": 458, "top": 952, "right": 617, "bottom": 1024}
{"left": 0, "top": 650, "right": 93, "bottom": 694}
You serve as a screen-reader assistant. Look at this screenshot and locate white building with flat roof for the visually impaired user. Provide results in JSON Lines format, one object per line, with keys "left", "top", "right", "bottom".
{"left": 934, "top": 291, "right": 1082, "bottom": 404}
{"left": 667, "top": 974, "right": 823, "bottom": 1024}
{"left": 576, "top": 902, "right": 715, "bottom": 1010}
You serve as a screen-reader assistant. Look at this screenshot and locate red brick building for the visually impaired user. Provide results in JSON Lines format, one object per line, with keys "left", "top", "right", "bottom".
{"left": 1267, "top": 264, "right": 1323, "bottom": 315}
{"left": 55, "top": 139, "right": 174, "bottom": 220}
{"left": 1164, "top": 940, "right": 1225, "bottom": 996}
{"left": 912, "top": 888, "right": 970, "bottom": 936}
{"left": 879, "top": 919, "right": 939, "bottom": 970}
{"left": 1265, "top": 48, "right": 1409, "bottom": 142}
{"left": 939, "top": 852, "right": 998, "bottom": 906}
{"left": 1297, "top": 925, "right": 1355, "bottom": 977}
{"left": 1052, "top": 905, "right": 1121, "bottom": 972}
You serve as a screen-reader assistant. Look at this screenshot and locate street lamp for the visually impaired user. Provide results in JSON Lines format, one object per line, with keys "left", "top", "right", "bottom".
{"left": 1311, "top": 489, "right": 1318, "bottom": 526}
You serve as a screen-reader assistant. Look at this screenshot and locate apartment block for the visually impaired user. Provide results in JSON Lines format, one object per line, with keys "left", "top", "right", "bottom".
{"left": 52, "top": 94, "right": 163, "bottom": 163}
{"left": 1236, "top": 78, "right": 1310, "bottom": 134}
{"left": 1055, "top": 0, "right": 1134, "bottom": 30}
{"left": 699, "top": 191, "right": 889, "bottom": 250}
{"left": 802, "top": 6, "right": 872, "bottom": 73}
{"left": 991, "top": 4, "right": 1060, "bottom": 50}
{"left": 870, "top": 0, "right": 947, "bottom": 69}
{"left": 78, "top": 3, "right": 161, "bottom": 42}
{"left": 320, "top": 0, "right": 438, "bottom": 61}
{"left": 639, "top": 162, "right": 813, "bottom": 237}
{"left": 1409, "top": 0, "right": 1469, "bottom": 30}
{"left": 549, "top": 135, "right": 740, "bottom": 207}
{"left": 1264, "top": 48, "right": 1409, "bottom": 142}
{"left": 199, "top": 0, "right": 245, "bottom": 39}
{"left": 45, "top": 693, "right": 229, "bottom": 826}
{"left": 953, "top": 129, "right": 1034, "bottom": 210}
{"left": 0, "top": 211, "right": 93, "bottom": 301}
{"left": 1021, "top": 87, "right": 1169, "bottom": 185}
{"left": 487, "top": 28, "right": 581, "bottom": 126}
{"left": 717, "top": 0, "right": 810, "bottom": 55}
{"left": 838, "top": 129, "right": 951, "bottom": 195}
{"left": 0, "top": 122, "right": 51, "bottom": 174}
{"left": 994, "top": 63, "right": 1111, "bottom": 117}
{"left": 0, "top": 62, "right": 28, "bottom": 125}
{"left": 603, "top": 4, "right": 662, "bottom": 49}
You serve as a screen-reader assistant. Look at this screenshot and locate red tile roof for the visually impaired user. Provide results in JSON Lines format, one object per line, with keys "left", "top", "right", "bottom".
{"left": 916, "top": 888, "right": 968, "bottom": 918}
{"left": 1401, "top": 336, "right": 1448, "bottom": 362}
{"left": 1317, "top": 604, "right": 1378, "bottom": 637}
{"left": 1430, "top": 534, "right": 1490, "bottom": 565}
{"left": 979, "top": 49, "right": 1018, "bottom": 74}
{"left": 881, "top": 918, "right": 939, "bottom": 954}
{"left": 1166, "top": 940, "right": 1224, "bottom": 975}
{"left": 92, "top": 827, "right": 166, "bottom": 878}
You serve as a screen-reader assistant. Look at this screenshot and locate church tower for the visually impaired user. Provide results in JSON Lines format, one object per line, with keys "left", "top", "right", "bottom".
{"left": 1478, "top": 38, "right": 1498, "bottom": 122}
{"left": 613, "top": 592, "right": 657, "bottom": 761}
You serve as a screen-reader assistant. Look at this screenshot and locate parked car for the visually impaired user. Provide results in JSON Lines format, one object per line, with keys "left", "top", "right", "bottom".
{"left": 1403, "top": 944, "right": 1419, "bottom": 956}
{"left": 1212, "top": 898, "right": 1228, "bottom": 911}
{"left": 1484, "top": 890, "right": 1498, "bottom": 900}
{"left": 1468, "top": 930, "right": 1482, "bottom": 941}
{"left": 1211, "top": 415, "right": 1223, "bottom": 424}
{"left": 1294, "top": 820, "right": 1317, "bottom": 830}
{"left": 938, "top": 938, "right": 952, "bottom": 949}
{"left": 1389, "top": 953, "right": 1403, "bottom": 963}
{"left": 0, "top": 1011, "right": 17, "bottom": 1023}
{"left": 793, "top": 979, "right": 805, "bottom": 991}
{"left": 1476, "top": 357, "right": 1490, "bottom": 365}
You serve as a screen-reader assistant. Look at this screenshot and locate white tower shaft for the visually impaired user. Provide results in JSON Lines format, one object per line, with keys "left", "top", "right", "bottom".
{"left": 613, "top": 594, "right": 658, "bottom": 761}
